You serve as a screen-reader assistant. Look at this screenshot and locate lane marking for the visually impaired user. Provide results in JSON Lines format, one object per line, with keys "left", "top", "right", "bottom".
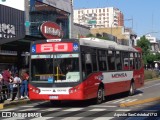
{"left": 116, "top": 109, "right": 131, "bottom": 111}
{"left": 61, "top": 117, "right": 83, "bottom": 120}
{"left": 90, "top": 105, "right": 117, "bottom": 108}
{"left": 113, "top": 99, "right": 125, "bottom": 103}
{"left": 93, "top": 117, "right": 114, "bottom": 120}
{"left": 63, "top": 108, "right": 83, "bottom": 111}
{"left": 89, "top": 108, "right": 107, "bottom": 111}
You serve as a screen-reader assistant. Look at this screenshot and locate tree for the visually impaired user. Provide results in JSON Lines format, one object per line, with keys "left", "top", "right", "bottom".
{"left": 137, "top": 36, "right": 150, "bottom": 56}
{"left": 136, "top": 36, "right": 156, "bottom": 65}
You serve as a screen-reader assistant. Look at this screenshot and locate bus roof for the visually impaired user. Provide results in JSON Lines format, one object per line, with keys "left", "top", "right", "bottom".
{"left": 79, "top": 37, "right": 138, "bottom": 52}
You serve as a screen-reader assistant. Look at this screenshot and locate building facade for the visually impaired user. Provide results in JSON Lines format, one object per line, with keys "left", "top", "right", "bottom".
{"left": 28, "top": 0, "right": 72, "bottom": 39}
{"left": 0, "top": 0, "right": 25, "bottom": 72}
{"left": 73, "top": 7, "right": 124, "bottom": 28}
{"left": 91, "top": 26, "right": 134, "bottom": 46}
{"left": 72, "top": 23, "right": 90, "bottom": 38}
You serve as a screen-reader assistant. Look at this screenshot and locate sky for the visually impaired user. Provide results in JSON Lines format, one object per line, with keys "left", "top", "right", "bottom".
{"left": 74, "top": 0, "right": 160, "bottom": 39}
{"left": 0, "top": 0, "right": 24, "bottom": 11}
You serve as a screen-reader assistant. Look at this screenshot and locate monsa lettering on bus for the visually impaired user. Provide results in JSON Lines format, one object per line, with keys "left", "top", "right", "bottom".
{"left": 112, "top": 73, "right": 127, "bottom": 78}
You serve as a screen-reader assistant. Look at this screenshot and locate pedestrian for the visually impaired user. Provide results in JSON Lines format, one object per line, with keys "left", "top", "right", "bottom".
{"left": 0, "top": 74, "right": 3, "bottom": 103}
{"left": 11, "top": 73, "right": 21, "bottom": 101}
{"left": 20, "top": 71, "right": 29, "bottom": 99}
{"left": 2, "top": 67, "right": 12, "bottom": 100}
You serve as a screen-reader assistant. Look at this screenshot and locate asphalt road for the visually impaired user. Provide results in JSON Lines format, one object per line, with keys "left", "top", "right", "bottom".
{"left": 0, "top": 79, "right": 159, "bottom": 120}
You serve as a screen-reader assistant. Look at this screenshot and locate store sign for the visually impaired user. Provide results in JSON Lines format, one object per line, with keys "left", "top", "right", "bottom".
{"left": 0, "top": 23, "right": 16, "bottom": 38}
{"left": 40, "top": 21, "right": 63, "bottom": 39}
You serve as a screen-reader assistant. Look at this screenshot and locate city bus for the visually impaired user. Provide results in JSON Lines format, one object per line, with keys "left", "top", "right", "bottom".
{"left": 29, "top": 38, "right": 144, "bottom": 104}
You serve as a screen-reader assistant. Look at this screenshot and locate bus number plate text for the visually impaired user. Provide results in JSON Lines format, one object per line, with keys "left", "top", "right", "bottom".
{"left": 49, "top": 96, "right": 58, "bottom": 99}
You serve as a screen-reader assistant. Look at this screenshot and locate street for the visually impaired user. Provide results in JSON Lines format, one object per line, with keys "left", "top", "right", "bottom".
{"left": 0, "top": 80, "right": 160, "bottom": 120}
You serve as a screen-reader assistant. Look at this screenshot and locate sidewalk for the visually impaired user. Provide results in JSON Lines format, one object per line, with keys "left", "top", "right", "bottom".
{"left": 0, "top": 98, "right": 33, "bottom": 109}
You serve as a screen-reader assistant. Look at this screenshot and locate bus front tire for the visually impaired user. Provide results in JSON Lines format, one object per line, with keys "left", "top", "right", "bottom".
{"left": 129, "top": 82, "right": 135, "bottom": 96}
{"left": 96, "top": 87, "right": 104, "bottom": 104}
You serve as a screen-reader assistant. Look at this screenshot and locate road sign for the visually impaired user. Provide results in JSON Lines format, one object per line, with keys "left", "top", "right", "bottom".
{"left": 88, "top": 20, "right": 96, "bottom": 25}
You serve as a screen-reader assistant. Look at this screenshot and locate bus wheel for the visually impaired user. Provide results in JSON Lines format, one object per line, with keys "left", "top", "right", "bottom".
{"left": 129, "top": 82, "right": 135, "bottom": 96}
{"left": 50, "top": 100, "right": 61, "bottom": 105}
{"left": 96, "top": 87, "right": 104, "bottom": 104}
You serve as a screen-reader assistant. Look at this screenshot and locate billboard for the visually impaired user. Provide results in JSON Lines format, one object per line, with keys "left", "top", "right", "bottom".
{"left": 37, "top": 0, "right": 71, "bottom": 13}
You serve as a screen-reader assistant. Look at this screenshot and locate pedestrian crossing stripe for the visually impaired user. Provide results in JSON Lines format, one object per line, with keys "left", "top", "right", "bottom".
{"left": 89, "top": 109, "right": 106, "bottom": 111}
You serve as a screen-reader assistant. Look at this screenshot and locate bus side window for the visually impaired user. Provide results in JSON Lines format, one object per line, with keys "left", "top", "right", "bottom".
{"left": 107, "top": 51, "right": 115, "bottom": 70}
{"left": 86, "top": 63, "right": 92, "bottom": 76}
{"left": 122, "top": 52, "right": 129, "bottom": 70}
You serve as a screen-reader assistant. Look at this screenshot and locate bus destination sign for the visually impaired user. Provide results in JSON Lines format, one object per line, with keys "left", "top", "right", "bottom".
{"left": 32, "top": 43, "right": 79, "bottom": 53}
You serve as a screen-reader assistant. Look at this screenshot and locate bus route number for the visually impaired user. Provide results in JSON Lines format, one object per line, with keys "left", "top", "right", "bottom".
{"left": 40, "top": 43, "right": 69, "bottom": 52}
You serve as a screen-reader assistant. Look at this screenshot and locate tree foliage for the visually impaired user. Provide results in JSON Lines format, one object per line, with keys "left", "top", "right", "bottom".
{"left": 137, "top": 36, "right": 160, "bottom": 65}
{"left": 137, "top": 36, "right": 150, "bottom": 56}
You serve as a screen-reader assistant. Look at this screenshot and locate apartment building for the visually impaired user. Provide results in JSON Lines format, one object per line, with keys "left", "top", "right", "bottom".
{"left": 74, "top": 7, "right": 124, "bottom": 28}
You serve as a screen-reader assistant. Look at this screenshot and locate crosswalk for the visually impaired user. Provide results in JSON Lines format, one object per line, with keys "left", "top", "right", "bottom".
{"left": 0, "top": 97, "right": 159, "bottom": 120}
{"left": 106, "top": 98, "right": 138, "bottom": 104}
{"left": 0, "top": 101, "right": 132, "bottom": 120}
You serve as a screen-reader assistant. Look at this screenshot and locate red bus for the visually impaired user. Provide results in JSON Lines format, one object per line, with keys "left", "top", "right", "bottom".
{"left": 29, "top": 38, "right": 144, "bottom": 104}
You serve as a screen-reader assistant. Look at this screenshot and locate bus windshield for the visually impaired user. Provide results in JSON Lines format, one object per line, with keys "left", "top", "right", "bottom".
{"left": 31, "top": 53, "right": 80, "bottom": 83}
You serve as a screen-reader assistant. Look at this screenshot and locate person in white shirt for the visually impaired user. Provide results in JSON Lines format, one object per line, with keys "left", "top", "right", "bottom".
{"left": 10, "top": 73, "right": 21, "bottom": 101}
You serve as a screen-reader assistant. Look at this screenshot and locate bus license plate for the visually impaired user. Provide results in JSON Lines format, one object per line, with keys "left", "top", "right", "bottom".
{"left": 49, "top": 96, "right": 58, "bottom": 99}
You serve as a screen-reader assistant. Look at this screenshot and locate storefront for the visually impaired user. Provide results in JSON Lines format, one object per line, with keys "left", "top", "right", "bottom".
{"left": 0, "top": 0, "right": 25, "bottom": 72}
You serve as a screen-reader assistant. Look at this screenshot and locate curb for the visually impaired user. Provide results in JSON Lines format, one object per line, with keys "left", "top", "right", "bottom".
{"left": 119, "top": 96, "right": 160, "bottom": 107}
{"left": 0, "top": 99, "right": 36, "bottom": 109}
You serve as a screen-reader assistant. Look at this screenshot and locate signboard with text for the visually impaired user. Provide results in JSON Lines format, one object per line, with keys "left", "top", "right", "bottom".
{"left": 0, "top": 4, "right": 25, "bottom": 44}
{"left": 32, "top": 42, "right": 79, "bottom": 53}
{"left": 40, "top": 21, "right": 63, "bottom": 39}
